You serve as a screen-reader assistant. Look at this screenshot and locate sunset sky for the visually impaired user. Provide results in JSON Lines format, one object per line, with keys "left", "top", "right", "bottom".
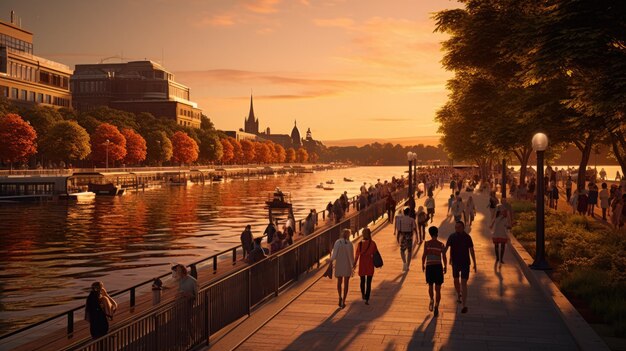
{"left": 2, "top": 0, "right": 459, "bottom": 142}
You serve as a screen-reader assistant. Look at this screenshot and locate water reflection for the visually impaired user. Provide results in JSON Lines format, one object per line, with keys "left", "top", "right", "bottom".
{"left": 0, "top": 166, "right": 404, "bottom": 334}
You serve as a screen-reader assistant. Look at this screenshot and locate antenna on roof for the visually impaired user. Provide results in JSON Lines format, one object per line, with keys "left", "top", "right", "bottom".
{"left": 10, "top": 10, "right": 14, "bottom": 24}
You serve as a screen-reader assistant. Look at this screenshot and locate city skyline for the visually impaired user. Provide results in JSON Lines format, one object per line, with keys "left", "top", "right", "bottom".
{"left": 0, "top": 0, "right": 459, "bottom": 142}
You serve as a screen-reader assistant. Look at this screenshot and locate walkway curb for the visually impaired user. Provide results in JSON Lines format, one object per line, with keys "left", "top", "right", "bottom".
{"left": 508, "top": 232, "right": 610, "bottom": 351}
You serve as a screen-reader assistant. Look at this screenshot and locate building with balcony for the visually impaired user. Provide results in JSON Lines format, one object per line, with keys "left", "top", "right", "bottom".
{"left": 0, "top": 15, "right": 72, "bottom": 108}
{"left": 71, "top": 60, "right": 202, "bottom": 128}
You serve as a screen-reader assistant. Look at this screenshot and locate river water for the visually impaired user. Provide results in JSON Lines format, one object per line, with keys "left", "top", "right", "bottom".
{"left": 0, "top": 166, "right": 405, "bottom": 335}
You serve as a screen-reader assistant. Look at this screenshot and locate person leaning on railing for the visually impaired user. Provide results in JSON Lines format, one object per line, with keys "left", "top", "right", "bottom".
{"left": 84, "top": 281, "right": 117, "bottom": 339}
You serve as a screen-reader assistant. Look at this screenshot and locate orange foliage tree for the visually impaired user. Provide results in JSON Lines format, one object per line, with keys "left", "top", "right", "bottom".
{"left": 121, "top": 128, "right": 147, "bottom": 165}
{"left": 296, "top": 148, "right": 309, "bottom": 163}
{"left": 240, "top": 140, "right": 256, "bottom": 164}
{"left": 0, "top": 113, "right": 37, "bottom": 169}
{"left": 171, "top": 131, "right": 199, "bottom": 165}
{"left": 228, "top": 137, "right": 243, "bottom": 164}
{"left": 91, "top": 123, "right": 126, "bottom": 166}
{"left": 220, "top": 138, "right": 234, "bottom": 164}
{"left": 274, "top": 143, "right": 286, "bottom": 163}
{"left": 285, "top": 147, "right": 296, "bottom": 163}
{"left": 265, "top": 141, "right": 278, "bottom": 163}
{"left": 254, "top": 142, "right": 271, "bottom": 164}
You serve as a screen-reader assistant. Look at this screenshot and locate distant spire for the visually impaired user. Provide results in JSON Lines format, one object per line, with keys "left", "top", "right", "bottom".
{"left": 248, "top": 93, "right": 255, "bottom": 121}
{"left": 294, "top": 119, "right": 297, "bottom": 126}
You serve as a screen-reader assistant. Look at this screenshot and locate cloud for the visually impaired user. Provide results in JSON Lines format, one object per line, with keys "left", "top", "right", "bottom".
{"left": 194, "top": 14, "right": 236, "bottom": 27}
{"left": 313, "top": 17, "right": 355, "bottom": 29}
{"left": 242, "top": 0, "right": 281, "bottom": 14}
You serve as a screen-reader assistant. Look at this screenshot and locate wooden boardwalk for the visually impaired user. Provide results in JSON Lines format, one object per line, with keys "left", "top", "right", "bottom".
{"left": 237, "top": 188, "right": 579, "bottom": 351}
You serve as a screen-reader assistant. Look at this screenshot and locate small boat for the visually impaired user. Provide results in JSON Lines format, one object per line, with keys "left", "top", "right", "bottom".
{"left": 168, "top": 180, "right": 189, "bottom": 186}
{"left": 343, "top": 178, "right": 354, "bottom": 182}
{"left": 212, "top": 175, "right": 224, "bottom": 182}
{"left": 316, "top": 183, "right": 325, "bottom": 189}
{"left": 88, "top": 183, "right": 125, "bottom": 196}
{"left": 325, "top": 180, "right": 334, "bottom": 184}
{"left": 323, "top": 186, "right": 334, "bottom": 191}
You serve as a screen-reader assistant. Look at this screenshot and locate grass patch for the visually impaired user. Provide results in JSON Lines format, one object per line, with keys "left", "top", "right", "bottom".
{"left": 510, "top": 200, "right": 626, "bottom": 337}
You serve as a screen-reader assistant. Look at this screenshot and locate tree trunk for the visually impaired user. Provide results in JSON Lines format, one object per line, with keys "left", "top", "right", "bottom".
{"left": 575, "top": 134, "right": 595, "bottom": 191}
{"left": 609, "top": 131, "right": 626, "bottom": 176}
{"left": 513, "top": 146, "right": 532, "bottom": 187}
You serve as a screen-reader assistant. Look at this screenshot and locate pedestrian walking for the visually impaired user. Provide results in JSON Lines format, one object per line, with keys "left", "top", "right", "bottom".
{"left": 353, "top": 228, "right": 377, "bottom": 305}
{"left": 386, "top": 194, "right": 397, "bottom": 223}
{"left": 565, "top": 177, "right": 573, "bottom": 202}
{"left": 599, "top": 183, "right": 610, "bottom": 220}
{"left": 84, "top": 281, "right": 117, "bottom": 339}
{"left": 452, "top": 197, "right": 465, "bottom": 223}
{"left": 466, "top": 196, "right": 476, "bottom": 227}
{"left": 394, "top": 207, "right": 417, "bottom": 272}
{"left": 488, "top": 192, "right": 498, "bottom": 220}
{"left": 173, "top": 264, "right": 198, "bottom": 345}
{"left": 422, "top": 226, "right": 447, "bottom": 317}
{"left": 587, "top": 183, "right": 598, "bottom": 217}
{"left": 417, "top": 206, "right": 427, "bottom": 244}
{"left": 424, "top": 193, "right": 436, "bottom": 223}
{"left": 490, "top": 205, "right": 509, "bottom": 264}
{"left": 549, "top": 181, "right": 559, "bottom": 210}
{"left": 445, "top": 221, "right": 476, "bottom": 314}
{"left": 240, "top": 225, "right": 254, "bottom": 259}
{"left": 331, "top": 229, "right": 354, "bottom": 309}
{"left": 447, "top": 194, "right": 454, "bottom": 216}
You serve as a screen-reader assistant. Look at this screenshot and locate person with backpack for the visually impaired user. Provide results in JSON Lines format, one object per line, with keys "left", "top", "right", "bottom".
{"left": 422, "top": 226, "right": 447, "bottom": 317}
{"left": 424, "top": 193, "right": 436, "bottom": 223}
{"left": 353, "top": 227, "right": 378, "bottom": 305}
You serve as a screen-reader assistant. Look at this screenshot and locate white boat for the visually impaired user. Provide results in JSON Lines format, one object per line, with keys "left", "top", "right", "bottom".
{"left": 60, "top": 191, "right": 96, "bottom": 200}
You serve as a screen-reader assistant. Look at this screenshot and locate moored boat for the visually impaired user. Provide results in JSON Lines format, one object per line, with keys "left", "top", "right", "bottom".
{"left": 87, "top": 183, "right": 125, "bottom": 196}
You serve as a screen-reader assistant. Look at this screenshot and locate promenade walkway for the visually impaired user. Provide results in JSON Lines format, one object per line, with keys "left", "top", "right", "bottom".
{"left": 236, "top": 188, "right": 579, "bottom": 350}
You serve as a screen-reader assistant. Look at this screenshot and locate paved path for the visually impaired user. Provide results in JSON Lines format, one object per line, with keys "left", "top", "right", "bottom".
{"left": 236, "top": 188, "right": 578, "bottom": 351}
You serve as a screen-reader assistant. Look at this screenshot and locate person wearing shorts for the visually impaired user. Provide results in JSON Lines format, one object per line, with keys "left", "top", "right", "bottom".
{"left": 445, "top": 221, "right": 476, "bottom": 314}
{"left": 422, "top": 226, "right": 447, "bottom": 317}
{"left": 425, "top": 194, "right": 435, "bottom": 223}
{"left": 490, "top": 205, "right": 509, "bottom": 263}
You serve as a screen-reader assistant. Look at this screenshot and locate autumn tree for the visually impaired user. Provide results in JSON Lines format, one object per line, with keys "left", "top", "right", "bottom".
{"left": 0, "top": 113, "right": 37, "bottom": 170}
{"left": 121, "top": 128, "right": 147, "bottom": 165}
{"left": 240, "top": 139, "right": 256, "bottom": 164}
{"left": 296, "top": 148, "right": 308, "bottom": 163}
{"left": 91, "top": 123, "right": 127, "bottom": 167}
{"left": 145, "top": 131, "right": 173, "bottom": 165}
{"left": 171, "top": 131, "right": 199, "bottom": 165}
{"left": 274, "top": 143, "right": 287, "bottom": 163}
{"left": 265, "top": 141, "right": 278, "bottom": 163}
{"left": 254, "top": 142, "right": 271, "bottom": 164}
{"left": 41, "top": 121, "right": 91, "bottom": 164}
{"left": 285, "top": 148, "right": 296, "bottom": 163}
{"left": 220, "top": 138, "right": 234, "bottom": 164}
{"left": 229, "top": 137, "right": 243, "bottom": 164}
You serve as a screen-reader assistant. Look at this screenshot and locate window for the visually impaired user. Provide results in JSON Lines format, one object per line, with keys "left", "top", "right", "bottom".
{"left": 20, "top": 89, "right": 27, "bottom": 100}
{"left": 45, "top": 94, "right": 51, "bottom": 104}
{"left": 11, "top": 88, "right": 18, "bottom": 99}
{"left": 28, "top": 91, "right": 35, "bottom": 101}
{"left": 0, "top": 86, "right": 8, "bottom": 97}
{"left": 37, "top": 93, "right": 43, "bottom": 103}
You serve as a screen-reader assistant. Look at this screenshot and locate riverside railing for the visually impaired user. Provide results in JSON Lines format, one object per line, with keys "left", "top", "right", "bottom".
{"left": 61, "top": 190, "right": 406, "bottom": 351}
{"left": 0, "top": 185, "right": 403, "bottom": 350}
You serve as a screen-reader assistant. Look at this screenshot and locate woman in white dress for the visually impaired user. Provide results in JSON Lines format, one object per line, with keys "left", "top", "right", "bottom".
{"left": 331, "top": 229, "right": 354, "bottom": 308}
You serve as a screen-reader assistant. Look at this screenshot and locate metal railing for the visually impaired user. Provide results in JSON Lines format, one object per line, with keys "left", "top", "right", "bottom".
{"left": 62, "top": 190, "right": 405, "bottom": 351}
{"left": 0, "top": 184, "right": 402, "bottom": 350}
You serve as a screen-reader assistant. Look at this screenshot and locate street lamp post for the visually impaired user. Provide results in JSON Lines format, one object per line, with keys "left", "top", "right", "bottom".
{"left": 502, "top": 158, "right": 507, "bottom": 199}
{"left": 530, "top": 133, "right": 550, "bottom": 270}
{"left": 413, "top": 158, "right": 418, "bottom": 196}
{"left": 105, "top": 139, "right": 110, "bottom": 170}
{"left": 407, "top": 152, "right": 413, "bottom": 197}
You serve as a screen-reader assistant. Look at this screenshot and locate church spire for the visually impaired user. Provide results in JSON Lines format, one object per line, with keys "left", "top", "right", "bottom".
{"left": 248, "top": 94, "right": 255, "bottom": 121}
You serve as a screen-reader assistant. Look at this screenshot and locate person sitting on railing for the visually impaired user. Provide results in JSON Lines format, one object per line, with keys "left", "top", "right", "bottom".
{"left": 248, "top": 237, "right": 267, "bottom": 263}
{"left": 84, "top": 281, "right": 117, "bottom": 339}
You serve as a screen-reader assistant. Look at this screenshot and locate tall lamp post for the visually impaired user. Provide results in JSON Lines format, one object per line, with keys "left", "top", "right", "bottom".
{"left": 530, "top": 133, "right": 550, "bottom": 270}
{"left": 407, "top": 152, "right": 414, "bottom": 197}
{"left": 414, "top": 158, "right": 418, "bottom": 196}
{"left": 105, "top": 139, "right": 110, "bottom": 170}
{"left": 502, "top": 158, "right": 507, "bottom": 199}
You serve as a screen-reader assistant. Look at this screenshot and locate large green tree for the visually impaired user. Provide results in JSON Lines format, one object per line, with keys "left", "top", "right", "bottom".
{"left": 41, "top": 121, "right": 91, "bottom": 164}
{"left": 145, "top": 131, "right": 173, "bottom": 165}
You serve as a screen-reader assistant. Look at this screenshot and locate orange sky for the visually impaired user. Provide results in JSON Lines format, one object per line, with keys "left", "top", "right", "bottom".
{"left": 2, "top": 0, "right": 459, "bottom": 141}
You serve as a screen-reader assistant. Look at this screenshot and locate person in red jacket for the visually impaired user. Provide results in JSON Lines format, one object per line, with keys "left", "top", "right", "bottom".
{"left": 353, "top": 227, "right": 378, "bottom": 305}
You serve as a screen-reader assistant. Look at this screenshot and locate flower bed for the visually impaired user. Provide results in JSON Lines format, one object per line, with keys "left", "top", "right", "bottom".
{"left": 511, "top": 200, "right": 626, "bottom": 337}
